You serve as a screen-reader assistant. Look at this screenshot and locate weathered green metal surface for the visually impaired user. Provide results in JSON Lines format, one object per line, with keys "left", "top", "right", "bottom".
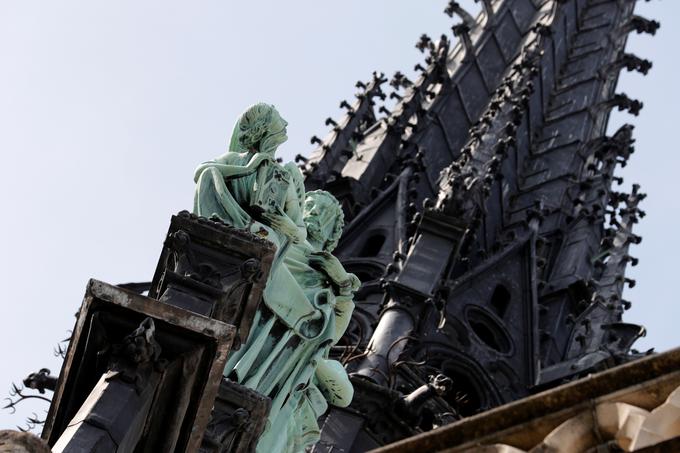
{"left": 194, "top": 104, "right": 359, "bottom": 453}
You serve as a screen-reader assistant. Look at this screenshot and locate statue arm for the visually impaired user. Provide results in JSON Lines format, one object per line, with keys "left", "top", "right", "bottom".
{"left": 193, "top": 153, "right": 272, "bottom": 183}
{"left": 309, "top": 252, "right": 359, "bottom": 292}
{"left": 260, "top": 209, "right": 305, "bottom": 244}
{"left": 282, "top": 162, "right": 308, "bottom": 241}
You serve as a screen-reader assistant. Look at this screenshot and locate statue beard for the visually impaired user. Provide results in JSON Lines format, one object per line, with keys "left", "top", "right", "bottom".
{"left": 305, "top": 219, "right": 323, "bottom": 250}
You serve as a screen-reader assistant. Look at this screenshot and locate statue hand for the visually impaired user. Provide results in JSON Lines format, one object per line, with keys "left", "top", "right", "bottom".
{"left": 309, "top": 251, "right": 348, "bottom": 284}
{"left": 246, "top": 153, "right": 274, "bottom": 172}
{"left": 260, "top": 211, "right": 303, "bottom": 244}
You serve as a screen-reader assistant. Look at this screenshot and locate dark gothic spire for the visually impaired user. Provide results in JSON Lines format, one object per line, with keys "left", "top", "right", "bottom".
{"left": 306, "top": 0, "right": 657, "bottom": 450}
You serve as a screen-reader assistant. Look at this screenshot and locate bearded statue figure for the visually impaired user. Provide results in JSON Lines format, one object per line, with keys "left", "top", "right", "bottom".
{"left": 193, "top": 104, "right": 359, "bottom": 453}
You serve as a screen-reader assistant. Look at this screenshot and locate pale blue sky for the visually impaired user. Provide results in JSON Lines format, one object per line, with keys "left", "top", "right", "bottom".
{"left": 0, "top": 0, "right": 676, "bottom": 430}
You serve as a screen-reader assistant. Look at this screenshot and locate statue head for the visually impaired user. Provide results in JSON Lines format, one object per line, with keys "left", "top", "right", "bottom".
{"left": 303, "top": 190, "right": 344, "bottom": 252}
{"left": 229, "top": 103, "right": 288, "bottom": 155}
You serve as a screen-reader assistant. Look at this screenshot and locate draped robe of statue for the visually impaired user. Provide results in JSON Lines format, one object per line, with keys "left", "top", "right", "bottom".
{"left": 194, "top": 118, "right": 323, "bottom": 335}
{"left": 193, "top": 107, "right": 357, "bottom": 453}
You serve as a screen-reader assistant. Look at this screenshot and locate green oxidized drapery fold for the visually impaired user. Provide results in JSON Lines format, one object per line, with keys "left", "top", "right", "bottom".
{"left": 193, "top": 103, "right": 359, "bottom": 453}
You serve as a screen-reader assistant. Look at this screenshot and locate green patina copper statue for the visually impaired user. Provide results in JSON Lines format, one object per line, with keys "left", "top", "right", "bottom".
{"left": 193, "top": 103, "right": 359, "bottom": 453}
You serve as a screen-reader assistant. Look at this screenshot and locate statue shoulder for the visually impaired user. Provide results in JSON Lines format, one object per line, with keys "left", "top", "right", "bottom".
{"left": 283, "top": 161, "right": 304, "bottom": 178}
